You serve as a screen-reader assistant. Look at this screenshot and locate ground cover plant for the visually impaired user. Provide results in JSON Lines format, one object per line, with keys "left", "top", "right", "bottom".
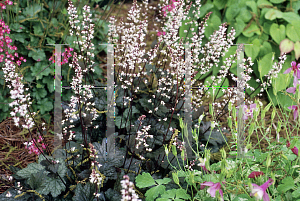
{"left": 0, "top": 0, "right": 299, "bottom": 200}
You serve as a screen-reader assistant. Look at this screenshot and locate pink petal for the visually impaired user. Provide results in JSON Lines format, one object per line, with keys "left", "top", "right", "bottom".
{"left": 283, "top": 68, "right": 291, "bottom": 74}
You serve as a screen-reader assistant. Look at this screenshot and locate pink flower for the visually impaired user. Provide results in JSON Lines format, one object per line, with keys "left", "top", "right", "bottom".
{"left": 157, "top": 31, "right": 166, "bottom": 37}
{"left": 284, "top": 61, "right": 300, "bottom": 86}
{"left": 249, "top": 178, "right": 274, "bottom": 201}
{"left": 291, "top": 146, "right": 298, "bottom": 156}
{"left": 248, "top": 171, "right": 264, "bottom": 179}
{"left": 288, "top": 104, "right": 299, "bottom": 120}
{"left": 236, "top": 103, "right": 256, "bottom": 120}
{"left": 200, "top": 180, "right": 226, "bottom": 201}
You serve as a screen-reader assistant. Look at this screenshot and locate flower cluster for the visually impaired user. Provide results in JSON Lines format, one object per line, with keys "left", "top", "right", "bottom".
{"left": 236, "top": 103, "right": 257, "bottom": 121}
{"left": 23, "top": 136, "right": 47, "bottom": 155}
{"left": 49, "top": 47, "right": 74, "bottom": 65}
{"left": 284, "top": 61, "right": 300, "bottom": 120}
{"left": 135, "top": 125, "right": 153, "bottom": 152}
{"left": 0, "top": 0, "right": 12, "bottom": 10}
{"left": 89, "top": 169, "right": 103, "bottom": 186}
{"left": 161, "top": 0, "right": 179, "bottom": 17}
{"left": 1, "top": 19, "right": 35, "bottom": 130}
{"left": 120, "top": 175, "right": 141, "bottom": 201}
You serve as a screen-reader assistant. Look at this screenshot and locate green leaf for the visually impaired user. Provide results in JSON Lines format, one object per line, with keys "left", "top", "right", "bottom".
{"left": 277, "top": 90, "right": 297, "bottom": 111}
{"left": 265, "top": 9, "right": 283, "bottom": 20}
{"left": 225, "top": 4, "right": 240, "bottom": 22}
{"left": 232, "top": 18, "right": 246, "bottom": 37}
{"left": 279, "top": 39, "right": 294, "bottom": 56}
{"left": 281, "top": 12, "right": 300, "bottom": 25}
{"left": 28, "top": 170, "right": 47, "bottom": 190}
{"left": 22, "top": 3, "right": 45, "bottom": 17}
{"left": 38, "top": 177, "right": 66, "bottom": 198}
{"left": 72, "top": 182, "right": 96, "bottom": 201}
{"left": 135, "top": 172, "right": 156, "bottom": 188}
{"left": 258, "top": 41, "right": 272, "bottom": 59}
{"left": 42, "top": 76, "right": 55, "bottom": 93}
{"left": 245, "top": 38, "right": 260, "bottom": 61}
{"left": 145, "top": 185, "right": 166, "bottom": 201}
{"left": 175, "top": 189, "right": 191, "bottom": 200}
{"left": 46, "top": 37, "right": 56, "bottom": 44}
{"left": 28, "top": 49, "right": 46, "bottom": 61}
{"left": 9, "top": 23, "right": 25, "bottom": 32}
{"left": 161, "top": 189, "right": 177, "bottom": 199}
{"left": 270, "top": 23, "right": 286, "bottom": 44}
{"left": 286, "top": 24, "right": 300, "bottom": 42}
{"left": 294, "top": 41, "right": 300, "bottom": 60}
{"left": 246, "top": 1, "right": 258, "bottom": 15}
{"left": 236, "top": 7, "right": 252, "bottom": 23}
{"left": 204, "top": 14, "right": 221, "bottom": 39}
{"left": 33, "top": 24, "right": 43, "bottom": 35}
{"left": 37, "top": 98, "right": 54, "bottom": 114}
{"left": 277, "top": 176, "right": 296, "bottom": 194}
{"left": 10, "top": 33, "right": 28, "bottom": 43}
{"left": 257, "top": 0, "right": 273, "bottom": 7}
{"left": 213, "top": 0, "right": 226, "bottom": 10}
{"left": 155, "top": 178, "right": 172, "bottom": 185}
{"left": 272, "top": 70, "right": 293, "bottom": 95}
{"left": 31, "top": 61, "right": 52, "bottom": 80}
{"left": 199, "top": 3, "right": 214, "bottom": 18}
{"left": 270, "top": 0, "right": 285, "bottom": 3}
{"left": 16, "top": 163, "right": 48, "bottom": 179}
{"left": 242, "top": 22, "right": 261, "bottom": 37}
{"left": 258, "top": 52, "right": 274, "bottom": 77}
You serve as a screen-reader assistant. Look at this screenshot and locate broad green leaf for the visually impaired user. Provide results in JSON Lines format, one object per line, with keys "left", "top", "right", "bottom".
{"left": 262, "top": 21, "right": 272, "bottom": 35}
{"left": 33, "top": 24, "right": 43, "bottom": 35}
{"left": 160, "top": 189, "right": 177, "bottom": 199}
{"left": 258, "top": 52, "right": 274, "bottom": 77}
{"left": 225, "top": 4, "right": 240, "bottom": 22}
{"left": 277, "top": 176, "right": 296, "bottom": 194}
{"left": 286, "top": 24, "right": 300, "bottom": 42}
{"left": 272, "top": 70, "right": 293, "bottom": 95}
{"left": 258, "top": 41, "right": 272, "bottom": 59}
{"left": 246, "top": 1, "right": 258, "bottom": 15}
{"left": 38, "top": 177, "right": 66, "bottom": 198}
{"left": 265, "top": 9, "right": 283, "bottom": 20}
{"left": 277, "top": 90, "right": 297, "bottom": 111}
{"left": 270, "top": 23, "right": 285, "bottom": 44}
{"left": 175, "top": 189, "right": 191, "bottom": 200}
{"left": 37, "top": 98, "right": 54, "bottom": 114}
{"left": 22, "top": 3, "right": 45, "bottom": 17}
{"left": 46, "top": 37, "right": 55, "bottom": 44}
{"left": 213, "top": 0, "right": 226, "bottom": 10}
{"left": 28, "top": 49, "right": 46, "bottom": 61}
{"left": 279, "top": 39, "right": 294, "bottom": 56}
{"left": 155, "top": 178, "right": 172, "bottom": 185}
{"left": 270, "top": 0, "right": 285, "bottom": 3}
{"left": 257, "top": 0, "right": 273, "bottom": 7}
{"left": 294, "top": 41, "right": 300, "bottom": 60}
{"left": 204, "top": 14, "right": 221, "bottom": 39}
{"left": 10, "top": 33, "right": 27, "bottom": 43}
{"left": 245, "top": 38, "right": 260, "bottom": 61}
{"left": 199, "top": 3, "right": 214, "bottom": 18}
{"left": 16, "top": 163, "right": 47, "bottom": 179}
{"left": 145, "top": 185, "right": 166, "bottom": 201}
{"left": 31, "top": 61, "right": 52, "bottom": 80}
{"left": 9, "top": 23, "right": 25, "bottom": 32}
{"left": 242, "top": 23, "right": 261, "bottom": 37}
{"left": 36, "top": 83, "right": 44, "bottom": 88}
{"left": 292, "top": 1, "right": 300, "bottom": 13}
{"left": 135, "top": 172, "right": 156, "bottom": 188}
{"left": 232, "top": 18, "right": 246, "bottom": 37}
{"left": 72, "top": 183, "right": 96, "bottom": 201}
{"left": 281, "top": 12, "right": 300, "bottom": 25}
{"left": 42, "top": 76, "right": 54, "bottom": 93}
{"left": 236, "top": 7, "right": 252, "bottom": 23}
